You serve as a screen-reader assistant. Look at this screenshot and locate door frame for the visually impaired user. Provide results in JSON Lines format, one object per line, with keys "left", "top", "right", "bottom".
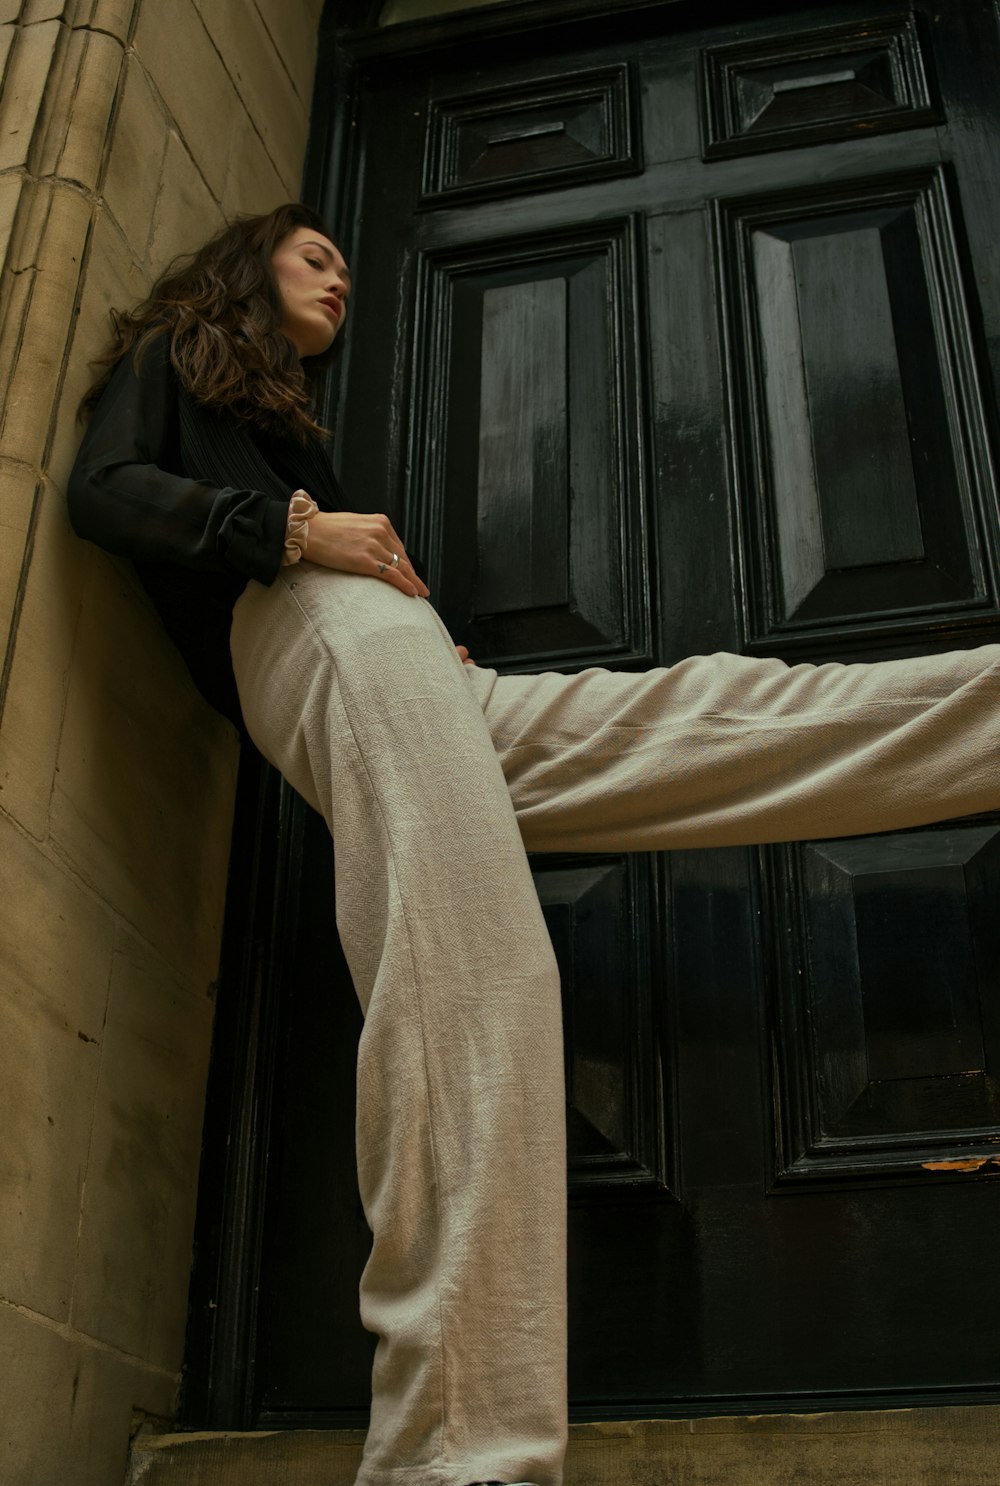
{"left": 179, "top": 0, "right": 1000, "bottom": 1431}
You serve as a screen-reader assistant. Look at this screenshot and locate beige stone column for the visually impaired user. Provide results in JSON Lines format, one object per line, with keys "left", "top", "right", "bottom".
{"left": 0, "top": 3, "right": 323, "bottom": 1483}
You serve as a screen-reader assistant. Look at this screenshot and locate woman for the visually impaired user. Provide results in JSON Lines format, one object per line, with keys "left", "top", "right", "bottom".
{"left": 69, "top": 202, "right": 1000, "bottom": 1486}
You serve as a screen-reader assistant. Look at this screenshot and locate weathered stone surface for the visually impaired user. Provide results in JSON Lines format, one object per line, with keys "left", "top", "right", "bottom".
{"left": 0, "top": 260, "right": 33, "bottom": 425}
{"left": 127, "top": 1427, "right": 365, "bottom": 1486}
{"left": 0, "top": 195, "right": 42, "bottom": 435}
{"left": 0, "top": 180, "right": 90, "bottom": 471}
{"left": 0, "top": 165, "right": 22, "bottom": 269}
{"left": 0, "top": 812, "right": 112, "bottom": 1317}
{"left": 0, "top": 477, "right": 89, "bottom": 841}
{"left": 147, "top": 127, "right": 224, "bottom": 272}
{"left": 73, "top": 929, "right": 214, "bottom": 1367}
{"left": 0, "top": 807, "right": 113, "bottom": 1034}
{"left": 33, "top": 25, "right": 87, "bottom": 179}
{"left": 43, "top": 26, "right": 124, "bottom": 191}
{"left": 251, "top": 0, "right": 324, "bottom": 110}
{"left": 0, "top": 1, "right": 320, "bottom": 1478}
{"left": 0, "top": 19, "right": 15, "bottom": 79}
{"left": 78, "top": 0, "right": 137, "bottom": 45}
{"left": 221, "top": 118, "right": 288, "bottom": 220}
{"left": 102, "top": 54, "right": 169, "bottom": 262}
{"left": 0, "top": 1004, "right": 92, "bottom": 1316}
{"left": 48, "top": 207, "right": 146, "bottom": 486}
{"left": 126, "top": 1408, "right": 1000, "bottom": 1486}
{"left": 67, "top": 1344, "right": 158, "bottom": 1486}
{"left": 0, "top": 1305, "right": 83, "bottom": 1485}
{"left": 133, "top": 0, "right": 240, "bottom": 202}
{"left": 1, "top": 161, "right": 50, "bottom": 272}
{"left": 0, "top": 1301, "right": 178, "bottom": 1486}
{"left": 0, "top": 458, "right": 37, "bottom": 659}
{"left": 565, "top": 1410, "right": 1000, "bottom": 1485}
{"left": 51, "top": 547, "right": 238, "bottom": 985}
{"left": 0, "top": 18, "right": 61, "bottom": 173}
{"left": 21, "top": 0, "right": 69, "bottom": 21}
{"left": 193, "top": 0, "right": 307, "bottom": 192}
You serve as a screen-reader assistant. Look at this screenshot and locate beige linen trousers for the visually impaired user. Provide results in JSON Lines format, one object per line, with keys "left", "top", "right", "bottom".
{"left": 230, "top": 563, "right": 1000, "bottom": 1486}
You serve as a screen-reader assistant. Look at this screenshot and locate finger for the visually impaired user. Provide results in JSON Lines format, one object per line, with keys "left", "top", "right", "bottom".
{"left": 379, "top": 550, "right": 430, "bottom": 598}
{"left": 380, "top": 518, "right": 408, "bottom": 555}
{"left": 373, "top": 524, "right": 429, "bottom": 595}
{"left": 397, "top": 555, "right": 430, "bottom": 597}
{"left": 374, "top": 556, "right": 423, "bottom": 598}
{"left": 375, "top": 519, "right": 415, "bottom": 571}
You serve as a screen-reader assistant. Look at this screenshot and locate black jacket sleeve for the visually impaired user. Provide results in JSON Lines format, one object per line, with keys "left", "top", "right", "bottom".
{"left": 67, "top": 334, "right": 289, "bottom": 584}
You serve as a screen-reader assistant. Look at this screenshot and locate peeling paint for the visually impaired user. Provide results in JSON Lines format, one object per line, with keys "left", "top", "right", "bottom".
{"left": 921, "top": 1157, "right": 1000, "bottom": 1172}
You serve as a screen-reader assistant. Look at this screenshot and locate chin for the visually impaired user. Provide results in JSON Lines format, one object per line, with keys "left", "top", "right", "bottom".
{"left": 283, "top": 320, "right": 338, "bottom": 360}
{"left": 309, "top": 324, "right": 339, "bottom": 357}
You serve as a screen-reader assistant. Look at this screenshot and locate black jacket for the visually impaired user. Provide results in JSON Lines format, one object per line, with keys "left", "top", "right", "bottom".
{"left": 67, "top": 334, "right": 345, "bottom": 727}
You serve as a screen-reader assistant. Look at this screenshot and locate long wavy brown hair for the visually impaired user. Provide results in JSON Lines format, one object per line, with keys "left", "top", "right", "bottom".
{"left": 80, "top": 203, "right": 341, "bottom": 441}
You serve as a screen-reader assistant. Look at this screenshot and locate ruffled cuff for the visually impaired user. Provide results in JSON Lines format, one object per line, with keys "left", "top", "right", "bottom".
{"left": 281, "top": 490, "right": 318, "bottom": 566}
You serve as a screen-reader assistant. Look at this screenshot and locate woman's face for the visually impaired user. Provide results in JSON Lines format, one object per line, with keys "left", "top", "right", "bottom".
{"left": 272, "top": 226, "right": 351, "bottom": 359}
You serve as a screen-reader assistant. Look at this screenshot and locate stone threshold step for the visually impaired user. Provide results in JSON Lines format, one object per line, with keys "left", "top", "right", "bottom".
{"left": 128, "top": 1404, "right": 1000, "bottom": 1484}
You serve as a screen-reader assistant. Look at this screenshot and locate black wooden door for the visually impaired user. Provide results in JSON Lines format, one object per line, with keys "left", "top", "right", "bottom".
{"left": 246, "top": 0, "right": 1000, "bottom": 1426}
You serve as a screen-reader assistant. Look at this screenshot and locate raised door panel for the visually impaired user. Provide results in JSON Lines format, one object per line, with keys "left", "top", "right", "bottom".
{"left": 766, "top": 822, "right": 1000, "bottom": 1184}
{"left": 410, "top": 216, "right": 652, "bottom": 669}
{"left": 421, "top": 63, "right": 638, "bottom": 204}
{"left": 701, "top": 11, "right": 940, "bottom": 158}
{"left": 534, "top": 854, "right": 675, "bottom": 1196}
{"left": 718, "top": 167, "right": 998, "bottom": 651}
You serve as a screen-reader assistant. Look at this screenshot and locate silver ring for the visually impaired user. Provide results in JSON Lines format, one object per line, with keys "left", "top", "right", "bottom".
{"left": 391, "top": 552, "right": 400, "bottom": 568}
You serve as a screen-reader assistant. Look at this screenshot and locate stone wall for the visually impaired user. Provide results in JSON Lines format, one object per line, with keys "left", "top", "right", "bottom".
{"left": 0, "top": 2, "right": 323, "bottom": 1482}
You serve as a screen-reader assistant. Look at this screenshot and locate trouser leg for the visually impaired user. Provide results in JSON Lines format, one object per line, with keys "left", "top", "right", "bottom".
{"left": 232, "top": 569, "right": 999, "bottom": 1486}
{"left": 231, "top": 568, "right": 568, "bottom": 1486}
{"left": 461, "top": 646, "right": 1000, "bottom": 850}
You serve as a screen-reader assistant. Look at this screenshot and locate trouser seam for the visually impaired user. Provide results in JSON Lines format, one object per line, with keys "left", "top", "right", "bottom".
{"left": 488, "top": 699, "right": 949, "bottom": 745}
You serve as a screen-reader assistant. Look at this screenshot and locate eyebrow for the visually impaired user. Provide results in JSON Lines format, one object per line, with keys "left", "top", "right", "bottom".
{"left": 301, "top": 240, "right": 351, "bottom": 286}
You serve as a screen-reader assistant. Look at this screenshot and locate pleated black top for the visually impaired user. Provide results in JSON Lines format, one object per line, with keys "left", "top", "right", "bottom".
{"left": 68, "top": 331, "right": 344, "bottom": 728}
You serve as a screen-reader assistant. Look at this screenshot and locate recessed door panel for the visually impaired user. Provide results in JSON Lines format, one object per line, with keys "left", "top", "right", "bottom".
{"left": 412, "top": 217, "right": 652, "bottom": 669}
{"left": 719, "top": 168, "right": 997, "bottom": 647}
{"left": 767, "top": 823, "right": 1000, "bottom": 1184}
{"left": 421, "top": 63, "right": 638, "bottom": 203}
{"left": 534, "top": 854, "right": 675, "bottom": 1195}
{"left": 701, "top": 12, "right": 939, "bottom": 158}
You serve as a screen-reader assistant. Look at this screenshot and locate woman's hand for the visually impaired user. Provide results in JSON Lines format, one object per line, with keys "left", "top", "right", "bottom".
{"left": 301, "top": 501, "right": 430, "bottom": 599}
{"left": 455, "top": 645, "right": 476, "bottom": 666}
